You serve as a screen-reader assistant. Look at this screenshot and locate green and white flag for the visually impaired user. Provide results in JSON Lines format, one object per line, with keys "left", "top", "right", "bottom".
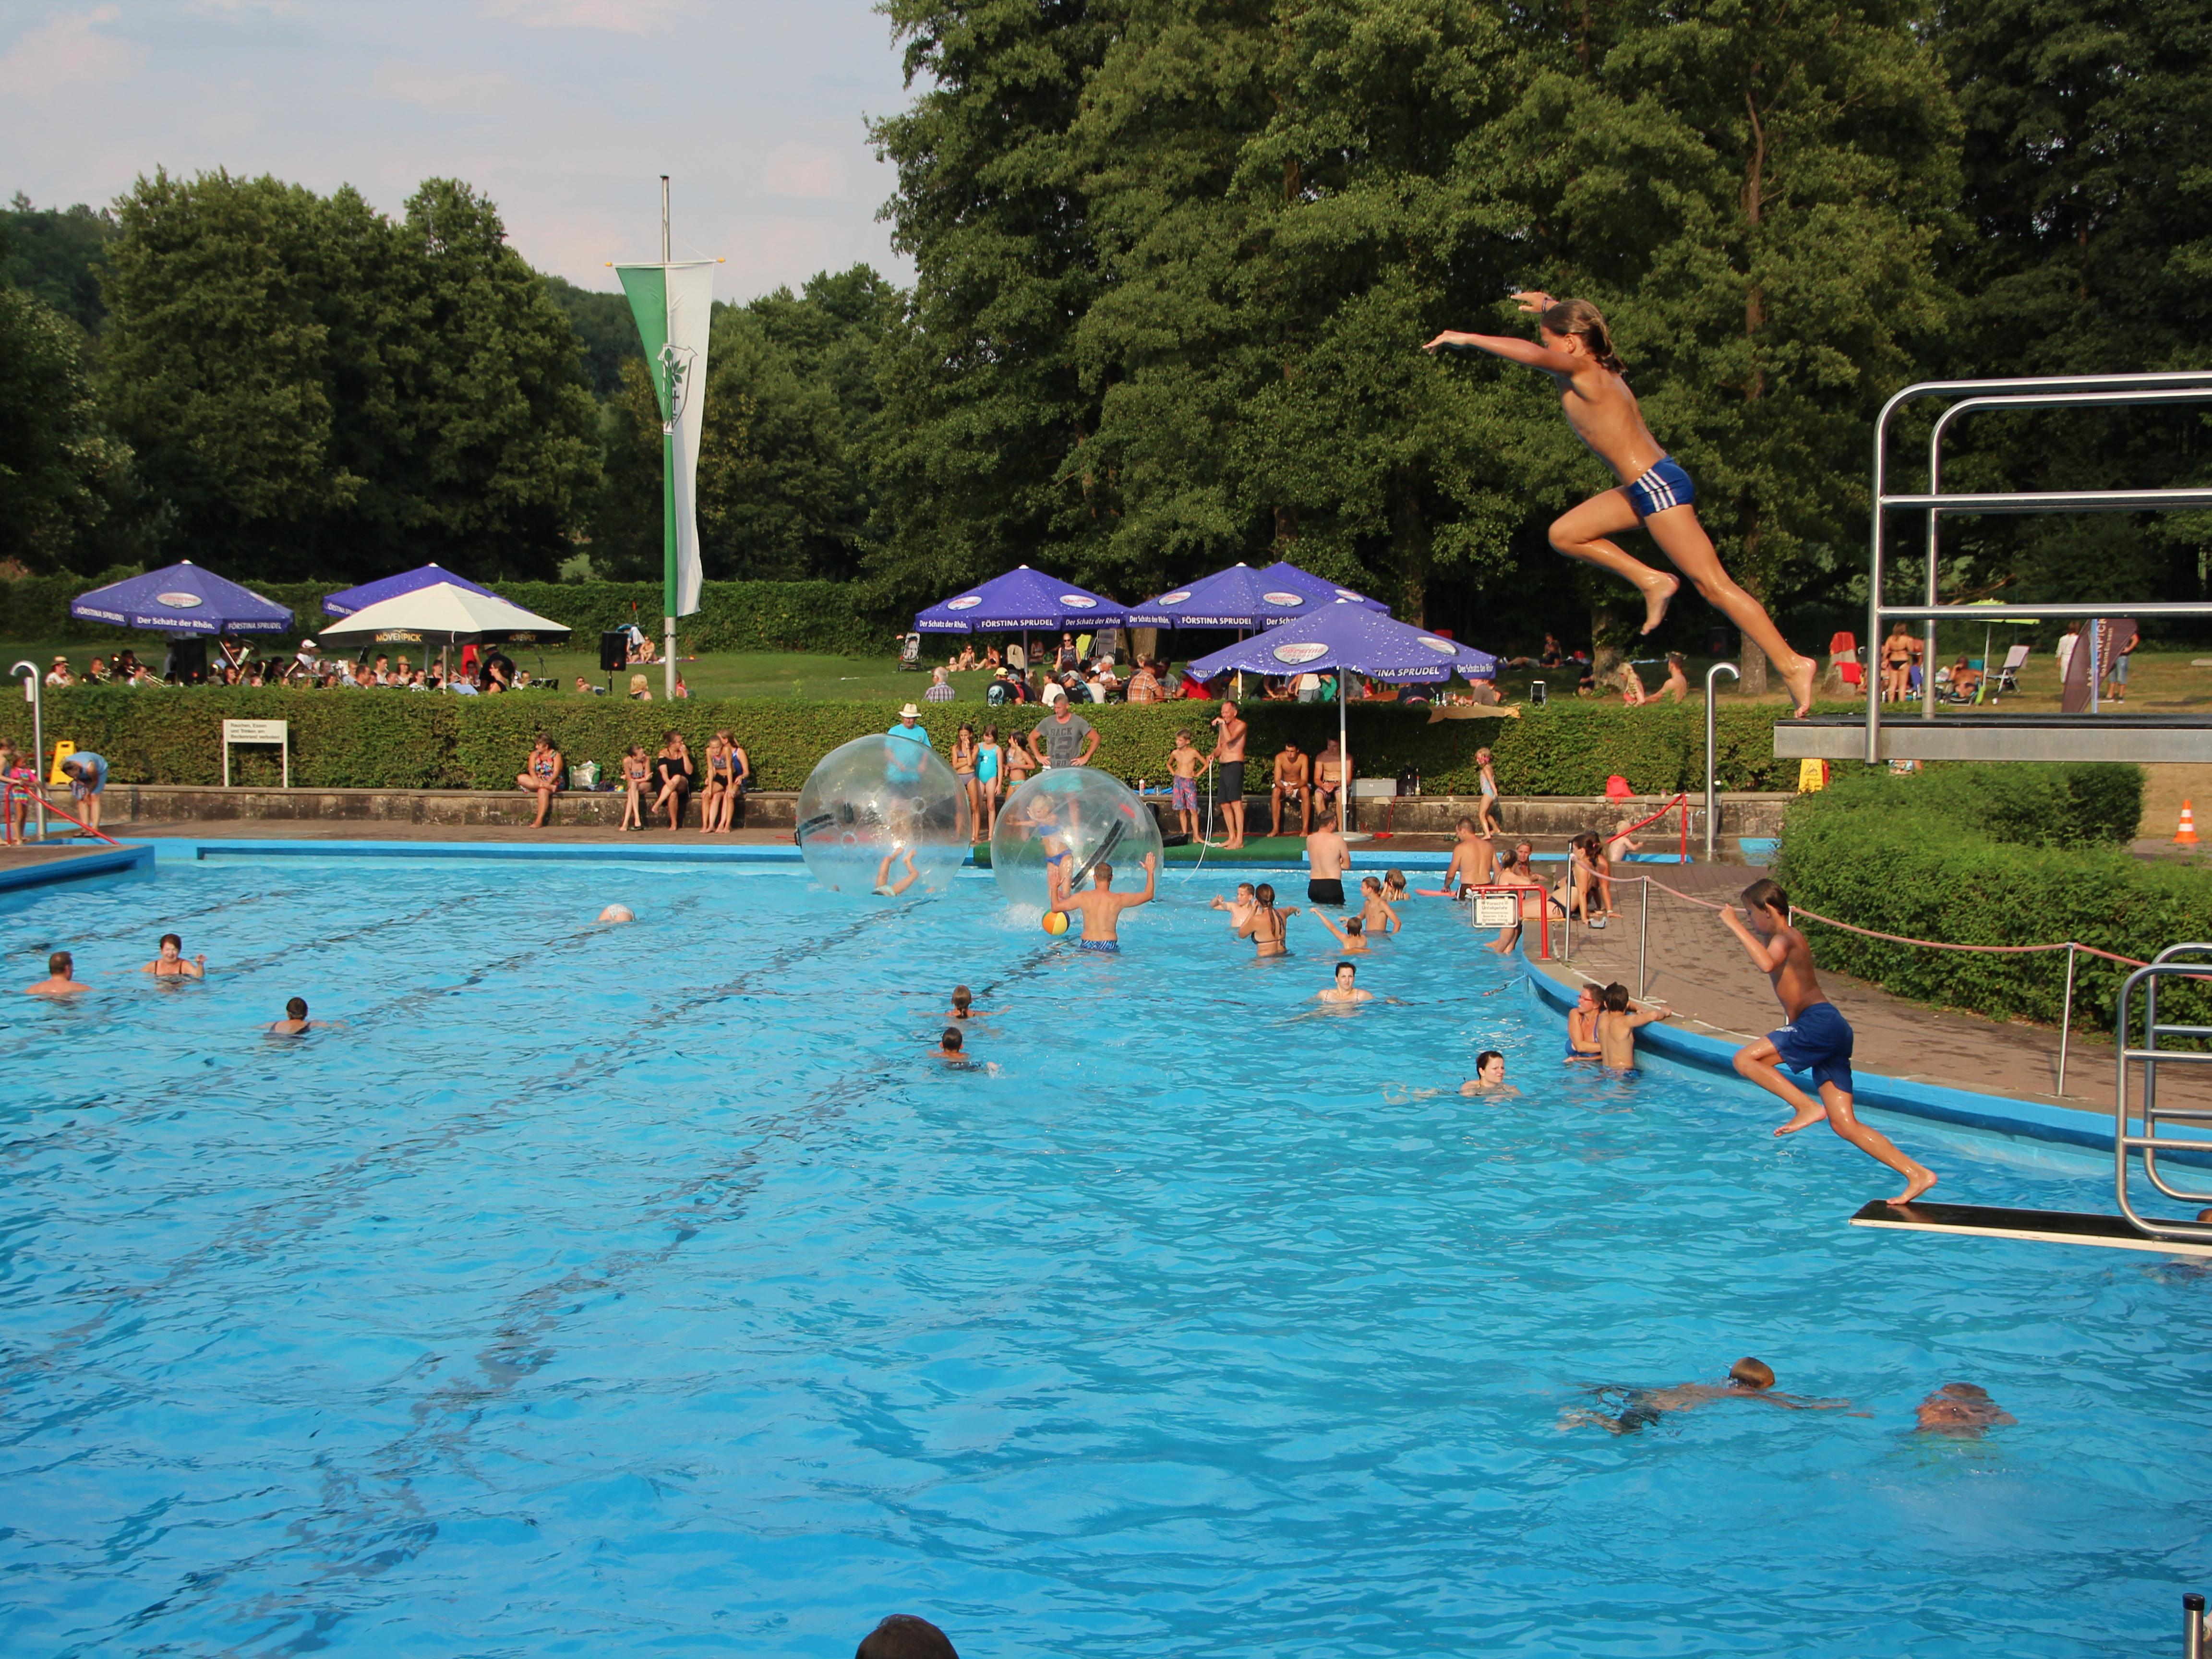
{"left": 614, "top": 259, "right": 716, "bottom": 617}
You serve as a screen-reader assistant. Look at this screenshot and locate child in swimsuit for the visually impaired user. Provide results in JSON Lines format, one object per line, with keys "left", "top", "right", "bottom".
{"left": 951, "top": 724, "right": 979, "bottom": 841}
{"left": 700, "top": 734, "right": 731, "bottom": 834}
{"left": 1475, "top": 747, "right": 1501, "bottom": 836}
{"left": 1168, "top": 730, "right": 1206, "bottom": 845}
{"left": 975, "top": 727, "right": 1002, "bottom": 841}
{"left": 1358, "top": 876, "right": 1399, "bottom": 937}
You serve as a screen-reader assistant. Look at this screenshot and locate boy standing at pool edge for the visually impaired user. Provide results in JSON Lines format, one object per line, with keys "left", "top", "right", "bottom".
{"left": 1722, "top": 878, "right": 1936, "bottom": 1205}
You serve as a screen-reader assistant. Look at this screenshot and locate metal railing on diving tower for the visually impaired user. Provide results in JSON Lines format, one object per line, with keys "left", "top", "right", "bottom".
{"left": 1772, "top": 371, "right": 2212, "bottom": 766}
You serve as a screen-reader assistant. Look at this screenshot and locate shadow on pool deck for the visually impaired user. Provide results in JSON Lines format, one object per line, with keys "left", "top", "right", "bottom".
{"left": 1518, "top": 861, "right": 2204, "bottom": 1118}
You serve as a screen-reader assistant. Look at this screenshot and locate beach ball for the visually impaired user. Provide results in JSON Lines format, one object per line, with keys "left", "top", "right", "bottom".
{"left": 795, "top": 733, "right": 972, "bottom": 897}
{"left": 1041, "top": 909, "right": 1070, "bottom": 936}
{"left": 990, "top": 768, "right": 1164, "bottom": 912}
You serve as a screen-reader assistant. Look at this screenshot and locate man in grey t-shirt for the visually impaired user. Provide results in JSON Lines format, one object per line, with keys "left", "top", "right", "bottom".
{"left": 1034, "top": 702, "right": 1099, "bottom": 768}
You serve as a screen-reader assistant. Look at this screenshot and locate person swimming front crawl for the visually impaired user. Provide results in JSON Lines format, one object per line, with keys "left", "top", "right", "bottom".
{"left": 1562, "top": 1358, "right": 1849, "bottom": 1435}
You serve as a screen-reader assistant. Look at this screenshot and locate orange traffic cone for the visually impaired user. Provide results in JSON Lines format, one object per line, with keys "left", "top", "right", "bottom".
{"left": 2177, "top": 800, "right": 2200, "bottom": 847}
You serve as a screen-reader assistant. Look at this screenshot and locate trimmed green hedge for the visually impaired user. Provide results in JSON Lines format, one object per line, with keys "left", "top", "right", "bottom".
{"left": 0, "top": 688, "right": 1821, "bottom": 794}
{"left": 0, "top": 575, "right": 888, "bottom": 657}
{"left": 1775, "top": 763, "right": 2209, "bottom": 1034}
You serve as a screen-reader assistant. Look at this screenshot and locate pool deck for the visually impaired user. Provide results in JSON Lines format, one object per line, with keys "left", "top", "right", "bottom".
{"left": 0, "top": 838, "right": 154, "bottom": 892}
{"left": 1515, "top": 862, "right": 2212, "bottom": 1137}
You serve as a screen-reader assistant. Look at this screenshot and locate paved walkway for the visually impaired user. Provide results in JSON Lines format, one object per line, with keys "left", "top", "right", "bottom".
{"left": 121, "top": 821, "right": 801, "bottom": 846}
{"left": 1521, "top": 862, "right": 2201, "bottom": 1116}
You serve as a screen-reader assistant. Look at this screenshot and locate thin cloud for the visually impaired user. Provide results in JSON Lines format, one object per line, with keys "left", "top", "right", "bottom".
{"left": 370, "top": 58, "right": 517, "bottom": 113}
{"left": 763, "top": 141, "right": 846, "bottom": 202}
{"left": 0, "top": 6, "right": 146, "bottom": 99}
{"left": 480, "top": 0, "right": 687, "bottom": 32}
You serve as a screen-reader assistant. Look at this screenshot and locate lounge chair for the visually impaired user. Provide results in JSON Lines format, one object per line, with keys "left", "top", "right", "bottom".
{"left": 1993, "top": 643, "right": 2030, "bottom": 695}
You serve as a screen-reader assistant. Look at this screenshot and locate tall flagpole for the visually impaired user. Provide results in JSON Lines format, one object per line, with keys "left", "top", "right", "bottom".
{"left": 660, "top": 175, "right": 678, "bottom": 701}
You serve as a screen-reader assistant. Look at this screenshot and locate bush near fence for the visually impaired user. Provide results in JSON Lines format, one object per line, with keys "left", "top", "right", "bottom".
{"left": 1774, "top": 762, "right": 2208, "bottom": 1034}
{"left": 0, "top": 576, "right": 888, "bottom": 658}
{"left": 0, "top": 690, "right": 1820, "bottom": 795}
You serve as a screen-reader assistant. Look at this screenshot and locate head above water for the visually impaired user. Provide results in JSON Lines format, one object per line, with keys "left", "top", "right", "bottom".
{"left": 939, "top": 1026, "right": 963, "bottom": 1054}
{"left": 855, "top": 1614, "right": 960, "bottom": 1659}
{"left": 1255, "top": 883, "right": 1276, "bottom": 907}
{"left": 285, "top": 997, "right": 307, "bottom": 1020}
{"left": 1600, "top": 983, "right": 1631, "bottom": 1013}
{"left": 1334, "top": 961, "right": 1357, "bottom": 985}
{"left": 1476, "top": 1050, "right": 1505, "bottom": 1082}
{"left": 158, "top": 933, "right": 182, "bottom": 955}
{"left": 1538, "top": 297, "right": 1626, "bottom": 375}
{"left": 48, "top": 950, "right": 71, "bottom": 976}
{"left": 1729, "top": 1357, "right": 1776, "bottom": 1390}
{"left": 951, "top": 985, "right": 972, "bottom": 1011}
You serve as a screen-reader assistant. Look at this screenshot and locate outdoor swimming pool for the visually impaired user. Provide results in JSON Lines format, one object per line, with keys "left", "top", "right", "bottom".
{"left": 3, "top": 853, "right": 2206, "bottom": 1657}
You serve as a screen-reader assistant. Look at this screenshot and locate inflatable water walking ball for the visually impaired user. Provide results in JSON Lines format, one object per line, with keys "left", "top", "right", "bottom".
{"left": 1041, "top": 909, "right": 1070, "bottom": 936}
{"left": 990, "top": 769, "right": 1165, "bottom": 912}
{"left": 795, "top": 733, "right": 972, "bottom": 897}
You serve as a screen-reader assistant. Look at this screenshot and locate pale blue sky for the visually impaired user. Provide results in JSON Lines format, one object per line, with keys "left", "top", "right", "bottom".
{"left": 0, "top": 0, "right": 918, "bottom": 301}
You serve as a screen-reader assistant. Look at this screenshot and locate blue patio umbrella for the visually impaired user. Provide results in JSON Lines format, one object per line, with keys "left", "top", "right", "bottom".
{"left": 1130, "top": 562, "right": 1359, "bottom": 629}
{"left": 323, "top": 563, "right": 498, "bottom": 618}
{"left": 914, "top": 565, "right": 1127, "bottom": 633}
{"left": 1188, "top": 602, "right": 1496, "bottom": 828}
{"left": 1256, "top": 559, "right": 1389, "bottom": 614}
{"left": 69, "top": 561, "right": 293, "bottom": 637}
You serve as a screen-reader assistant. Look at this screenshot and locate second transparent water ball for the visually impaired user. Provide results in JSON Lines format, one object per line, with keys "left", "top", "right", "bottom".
{"left": 989, "top": 769, "right": 1163, "bottom": 911}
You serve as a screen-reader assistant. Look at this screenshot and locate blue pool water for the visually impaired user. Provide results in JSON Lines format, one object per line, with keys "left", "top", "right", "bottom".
{"left": 3, "top": 855, "right": 2207, "bottom": 1657}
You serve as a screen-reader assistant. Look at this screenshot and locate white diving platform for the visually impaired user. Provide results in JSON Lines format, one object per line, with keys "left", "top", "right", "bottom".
{"left": 1777, "top": 714, "right": 2212, "bottom": 765}
{"left": 1851, "top": 1199, "right": 2212, "bottom": 1257}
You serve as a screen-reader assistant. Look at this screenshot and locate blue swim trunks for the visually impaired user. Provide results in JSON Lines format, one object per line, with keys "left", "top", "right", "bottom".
{"left": 1625, "top": 457, "right": 1695, "bottom": 518}
{"left": 1768, "top": 1001, "right": 1854, "bottom": 1095}
{"left": 1079, "top": 938, "right": 1119, "bottom": 954}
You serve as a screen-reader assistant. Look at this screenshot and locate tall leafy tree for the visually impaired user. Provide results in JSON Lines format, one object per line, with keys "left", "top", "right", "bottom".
{"left": 0, "top": 286, "right": 130, "bottom": 568}
{"left": 1462, "top": 0, "right": 1960, "bottom": 683}
{"left": 867, "top": 0, "right": 1118, "bottom": 607}
{"left": 0, "top": 194, "right": 119, "bottom": 335}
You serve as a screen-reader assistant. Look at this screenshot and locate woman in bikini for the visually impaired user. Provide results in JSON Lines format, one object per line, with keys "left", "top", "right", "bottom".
{"left": 975, "top": 725, "right": 1004, "bottom": 841}
{"left": 1425, "top": 295, "right": 1816, "bottom": 717}
{"left": 618, "top": 745, "right": 651, "bottom": 830}
{"left": 698, "top": 732, "right": 731, "bottom": 834}
{"left": 950, "top": 723, "right": 979, "bottom": 839}
{"left": 514, "top": 733, "right": 565, "bottom": 829}
{"left": 1236, "top": 882, "right": 1298, "bottom": 958}
{"left": 1003, "top": 729, "right": 1036, "bottom": 792}
{"left": 1880, "top": 623, "right": 1918, "bottom": 703}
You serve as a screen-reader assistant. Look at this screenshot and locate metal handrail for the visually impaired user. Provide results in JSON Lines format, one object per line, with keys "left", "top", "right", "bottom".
{"left": 2113, "top": 952, "right": 2212, "bottom": 1238}
{"left": 1862, "top": 371, "right": 2212, "bottom": 762}
{"left": 9, "top": 660, "right": 46, "bottom": 842}
{"left": 1704, "top": 661, "right": 1739, "bottom": 859}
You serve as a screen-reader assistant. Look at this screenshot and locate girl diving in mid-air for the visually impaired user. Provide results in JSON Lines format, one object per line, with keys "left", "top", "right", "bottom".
{"left": 1424, "top": 294, "right": 1815, "bottom": 717}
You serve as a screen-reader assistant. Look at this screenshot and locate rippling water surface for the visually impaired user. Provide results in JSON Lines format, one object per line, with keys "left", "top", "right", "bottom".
{"left": 2, "top": 855, "right": 2206, "bottom": 1657}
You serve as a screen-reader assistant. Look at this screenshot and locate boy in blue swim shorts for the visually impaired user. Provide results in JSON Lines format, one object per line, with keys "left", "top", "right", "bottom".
{"left": 1722, "top": 878, "right": 1937, "bottom": 1206}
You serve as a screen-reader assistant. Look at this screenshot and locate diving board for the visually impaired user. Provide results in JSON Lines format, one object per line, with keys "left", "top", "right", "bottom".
{"left": 1778, "top": 713, "right": 2212, "bottom": 765}
{"left": 1851, "top": 1199, "right": 2212, "bottom": 1257}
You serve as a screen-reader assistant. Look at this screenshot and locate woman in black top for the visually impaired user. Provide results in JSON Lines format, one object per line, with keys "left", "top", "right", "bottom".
{"left": 650, "top": 731, "right": 694, "bottom": 830}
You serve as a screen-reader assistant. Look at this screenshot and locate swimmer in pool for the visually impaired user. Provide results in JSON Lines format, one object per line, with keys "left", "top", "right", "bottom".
{"left": 1596, "top": 981, "right": 1668, "bottom": 1069}
{"left": 1912, "top": 1382, "right": 2015, "bottom": 1439}
{"left": 1310, "top": 911, "right": 1372, "bottom": 955}
{"left": 141, "top": 933, "right": 205, "bottom": 979}
{"left": 1459, "top": 1049, "right": 1519, "bottom": 1095}
{"left": 1358, "top": 876, "right": 1400, "bottom": 937}
{"left": 1237, "top": 883, "right": 1298, "bottom": 957}
{"left": 26, "top": 950, "right": 87, "bottom": 997}
{"left": 598, "top": 904, "right": 635, "bottom": 924}
{"left": 936, "top": 1025, "right": 998, "bottom": 1073}
{"left": 1210, "top": 881, "right": 1258, "bottom": 932}
{"left": 874, "top": 846, "right": 923, "bottom": 897}
{"left": 1724, "top": 877, "right": 1937, "bottom": 1205}
{"left": 1565, "top": 985, "right": 1603, "bottom": 1060}
{"left": 1561, "top": 1358, "right": 1848, "bottom": 1434}
{"left": 948, "top": 985, "right": 989, "bottom": 1020}
{"left": 267, "top": 996, "right": 335, "bottom": 1035}
{"left": 1316, "top": 960, "right": 1374, "bottom": 1004}
{"left": 1051, "top": 854, "right": 1158, "bottom": 952}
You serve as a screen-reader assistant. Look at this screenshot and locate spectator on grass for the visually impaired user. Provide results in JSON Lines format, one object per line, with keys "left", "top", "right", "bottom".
{"left": 1661, "top": 652, "right": 1691, "bottom": 703}
{"left": 44, "top": 655, "right": 72, "bottom": 687}
{"left": 925, "top": 666, "right": 957, "bottom": 704}
{"left": 1947, "top": 656, "right": 1980, "bottom": 699}
{"left": 628, "top": 673, "right": 652, "bottom": 702}
{"left": 1054, "top": 632, "right": 1082, "bottom": 675}
{"left": 85, "top": 656, "right": 110, "bottom": 684}
{"left": 1090, "top": 657, "right": 1120, "bottom": 699}
{"left": 1127, "top": 660, "right": 1163, "bottom": 703}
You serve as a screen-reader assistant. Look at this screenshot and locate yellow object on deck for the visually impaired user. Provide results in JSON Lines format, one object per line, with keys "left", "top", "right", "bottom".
{"left": 1795, "top": 757, "right": 1829, "bottom": 794}
{"left": 47, "top": 740, "right": 76, "bottom": 785}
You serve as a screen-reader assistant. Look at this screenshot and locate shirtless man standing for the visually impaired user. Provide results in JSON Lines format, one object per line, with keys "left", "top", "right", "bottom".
{"left": 1050, "top": 854, "right": 1158, "bottom": 954}
{"left": 1722, "top": 878, "right": 1936, "bottom": 1205}
{"left": 1204, "top": 700, "right": 1249, "bottom": 849}
{"left": 1444, "top": 817, "right": 1495, "bottom": 897}
{"left": 1305, "top": 806, "right": 1351, "bottom": 907}
{"left": 1270, "top": 740, "right": 1311, "bottom": 837}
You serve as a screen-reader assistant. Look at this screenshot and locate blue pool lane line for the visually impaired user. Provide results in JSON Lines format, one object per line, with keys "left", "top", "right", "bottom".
{"left": 1520, "top": 957, "right": 2209, "bottom": 1161}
